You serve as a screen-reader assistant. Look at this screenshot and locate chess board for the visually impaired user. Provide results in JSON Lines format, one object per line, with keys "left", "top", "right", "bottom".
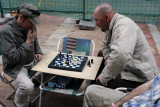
{"left": 48, "top": 53, "right": 88, "bottom": 72}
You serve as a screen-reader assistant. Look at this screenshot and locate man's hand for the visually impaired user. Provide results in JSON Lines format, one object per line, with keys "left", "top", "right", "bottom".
{"left": 111, "top": 103, "right": 119, "bottom": 107}
{"left": 96, "top": 75, "right": 104, "bottom": 85}
{"left": 35, "top": 54, "right": 43, "bottom": 61}
{"left": 104, "top": 57, "right": 109, "bottom": 65}
{"left": 111, "top": 103, "right": 116, "bottom": 107}
{"left": 26, "top": 28, "right": 36, "bottom": 45}
{"left": 96, "top": 75, "right": 100, "bottom": 82}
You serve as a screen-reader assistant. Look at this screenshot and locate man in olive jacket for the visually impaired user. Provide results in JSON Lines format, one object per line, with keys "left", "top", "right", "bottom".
{"left": 1, "top": 4, "right": 43, "bottom": 107}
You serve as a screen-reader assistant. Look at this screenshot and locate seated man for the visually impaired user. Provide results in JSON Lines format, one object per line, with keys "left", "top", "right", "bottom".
{"left": 83, "top": 2, "right": 159, "bottom": 107}
{"left": 112, "top": 74, "right": 160, "bottom": 107}
{"left": 93, "top": 2, "right": 158, "bottom": 89}
{"left": 83, "top": 73, "right": 160, "bottom": 107}
{"left": 0, "top": 3, "right": 43, "bottom": 107}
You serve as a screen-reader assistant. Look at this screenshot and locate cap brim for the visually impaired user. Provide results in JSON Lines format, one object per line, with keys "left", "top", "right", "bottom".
{"left": 29, "top": 16, "right": 41, "bottom": 25}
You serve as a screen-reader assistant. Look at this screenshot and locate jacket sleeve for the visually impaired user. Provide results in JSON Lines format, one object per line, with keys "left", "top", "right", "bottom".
{"left": 34, "top": 27, "right": 43, "bottom": 55}
{"left": 34, "top": 37, "right": 43, "bottom": 55}
{"left": 100, "top": 22, "right": 138, "bottom": 86}
{"left": 1, "top": 30, "right": 32, "bottom": 64}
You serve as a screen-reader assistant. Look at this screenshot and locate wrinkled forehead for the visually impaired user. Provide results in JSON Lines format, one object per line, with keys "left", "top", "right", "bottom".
{"left": 94, "top": 8, "right": 99, "bottom": 16}
{"left": 94, "top": 10, "right": 101, "bottom": 20}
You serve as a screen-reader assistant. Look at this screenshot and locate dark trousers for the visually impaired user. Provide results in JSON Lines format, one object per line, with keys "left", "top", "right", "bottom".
{"left": 93, "top": 51, "right": 144, "bottom": 89}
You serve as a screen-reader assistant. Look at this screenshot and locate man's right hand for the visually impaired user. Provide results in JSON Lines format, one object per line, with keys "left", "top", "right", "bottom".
{"left": 96, "top": 75, "right": 104, "bottom": 85}
{"left": 111, "top": 103, "right": 116, "bottom": 107}
{"left": 96, "top": 75, "right": 100, "bottom": 82}
{"left": 26, "top": 28, "right": 36, "bottom": 45}
{"left": 104, "top": 57, "right": 109, "bottom": 65}
{"left": 111, "top": 103, "right": 118, "bottom": 107}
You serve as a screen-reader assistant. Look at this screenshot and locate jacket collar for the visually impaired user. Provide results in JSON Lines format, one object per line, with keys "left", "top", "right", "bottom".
{"left": 104, "top": 13, "right": 119, "bottom": 40}
{"left": 12, "top": 17, "right": 26, "bottom": 36}
{"left": 109, "top": 13, "right": 119, "bottom": 31}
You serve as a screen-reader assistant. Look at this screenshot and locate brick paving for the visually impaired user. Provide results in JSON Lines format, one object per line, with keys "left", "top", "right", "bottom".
{"left": 0, "top": 14, "right": 160, "bottom": 107}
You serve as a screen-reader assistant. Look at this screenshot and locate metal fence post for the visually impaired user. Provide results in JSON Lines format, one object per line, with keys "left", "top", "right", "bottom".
{"left": 0, "top": 0, "right": 4, "bottom": 17}
{"left": 83, "top": 0, "right": 85, "bottom": 20}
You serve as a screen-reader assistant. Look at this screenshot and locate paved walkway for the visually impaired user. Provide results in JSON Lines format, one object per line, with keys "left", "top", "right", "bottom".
{"left": 40, "top": 18, "right": 76, "bottom": 55}
{"left": 0, "top": 14, "right": 160, "bottom": 107}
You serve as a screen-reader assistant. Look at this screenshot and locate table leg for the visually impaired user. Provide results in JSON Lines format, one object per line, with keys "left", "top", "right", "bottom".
{"left": 39, "top": 73, "right": 43, "bottom": 107}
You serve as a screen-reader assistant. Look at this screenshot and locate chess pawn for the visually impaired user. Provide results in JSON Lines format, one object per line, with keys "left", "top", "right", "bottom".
{"left": 87, "top": 60, "right": 91, "bottom": 67}
{"left": 91, "top": 59, "right": 93, "bottom": 63}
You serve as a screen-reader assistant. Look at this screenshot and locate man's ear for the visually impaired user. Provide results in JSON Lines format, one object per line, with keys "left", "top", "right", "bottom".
{"left": 19, "top": 14, "right": 24, "bottom": 20}
{"left": 104, "top": 14, "right": 109, "bottom": 20}
{"left": 105, "top": 13, "right": 111, "bottom": 22}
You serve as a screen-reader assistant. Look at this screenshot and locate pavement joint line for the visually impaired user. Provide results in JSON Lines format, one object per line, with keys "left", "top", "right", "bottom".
{"left": 41, "top": 18, "right": 76, "bottom": 55}
{"left": 148, "top": 24, "right": 160, "bottom": 54}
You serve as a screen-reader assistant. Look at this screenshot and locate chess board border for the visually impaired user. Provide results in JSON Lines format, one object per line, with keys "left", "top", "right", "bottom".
{"left": 48, "top": 53, "right": 88, "bottom": 72}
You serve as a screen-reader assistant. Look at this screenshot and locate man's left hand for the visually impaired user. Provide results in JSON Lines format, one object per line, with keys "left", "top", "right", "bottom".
{"left": 111, "top": 103, "right": 119, "bottom": 107}
{"left": 104, "top": 57, "right": 109, "bottom": 65}
{"left": 96, "top": 75, "right": 100, "bottom": 82}
{"left": 35, "top": 54, "right": 43, "bottom": 61}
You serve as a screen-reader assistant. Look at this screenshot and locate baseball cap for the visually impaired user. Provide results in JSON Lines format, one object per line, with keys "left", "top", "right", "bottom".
{"left": 18, "top": 3, "right": 41, "bottom": 25}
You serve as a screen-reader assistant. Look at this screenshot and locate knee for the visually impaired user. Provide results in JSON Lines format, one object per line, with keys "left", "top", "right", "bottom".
{"left": 24, "top": 82, "right": 34, "bottom": 94}
{"left": 85, "top": 85, "right": 96, "bottom": 97}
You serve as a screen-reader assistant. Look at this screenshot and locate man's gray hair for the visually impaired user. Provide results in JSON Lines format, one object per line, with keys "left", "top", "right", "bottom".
{"left": 97, "top": 2, "right": 113, "bottom": 16}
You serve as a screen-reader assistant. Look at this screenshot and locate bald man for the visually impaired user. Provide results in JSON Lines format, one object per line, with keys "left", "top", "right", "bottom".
{"left": 83, "top": 2, "right": 158, "bottom": 107}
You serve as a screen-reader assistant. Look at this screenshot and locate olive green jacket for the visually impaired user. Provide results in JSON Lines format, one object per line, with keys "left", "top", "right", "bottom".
{"left": 0, "top": 18, "right": 43, "bottom": 79}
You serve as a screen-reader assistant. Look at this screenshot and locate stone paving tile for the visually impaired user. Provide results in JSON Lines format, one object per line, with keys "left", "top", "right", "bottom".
{"left": 148, "top": 24, "right": 160, "bottom": 53}
{"left": 150, "top": 45, "right": 160, "bottom": 56}
{"left": 41, "top": 18, "right": 76, "bottom": 55}
{"left": 137, "top": 23, "right": 151, "bottom": 35}
{"left": 144, "top": 34, "right": 153, "bottom": 39}
{"left": 156, "top": 25, "right": 160, "bottom": 32}
{"left": 37, "top": 14, "right": 66, "bottom": 46}
{"left": 0, "top": 64, "right": 17, "bottom": 107}
{"left": 147, "top": 38, "right": 156, "bottom": 46}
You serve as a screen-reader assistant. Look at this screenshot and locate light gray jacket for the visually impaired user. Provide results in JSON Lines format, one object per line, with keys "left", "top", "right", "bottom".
{"left": 100, "top": 13, "right": 158, "bottom": 86}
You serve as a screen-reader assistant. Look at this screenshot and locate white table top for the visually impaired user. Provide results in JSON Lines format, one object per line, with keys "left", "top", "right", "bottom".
{"left": 32, "top": 51, "right": 103, "bottom": 80}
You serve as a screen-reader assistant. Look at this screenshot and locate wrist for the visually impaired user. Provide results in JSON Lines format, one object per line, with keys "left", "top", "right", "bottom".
{"left": 26, "top": 39, "right": 32, "bottom": 45}
{"left": 115, "top": 101, "right": 123, "bottom": 107}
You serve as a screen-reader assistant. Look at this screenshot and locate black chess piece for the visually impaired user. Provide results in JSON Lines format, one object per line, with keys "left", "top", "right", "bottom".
{"left": 91, "top": 59, "right": 93, "bottom": 63}
{"left": 59, "top": 52, "right": 62, "bottom": 60}
{"left": 66, "top": 61, "right": 69, "bottom": 65}
{"left": 67, "top": 53, "right": 69, "bottom": 61}
{"left": 87, "top": 60, "right": 91, "bottom": 67}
